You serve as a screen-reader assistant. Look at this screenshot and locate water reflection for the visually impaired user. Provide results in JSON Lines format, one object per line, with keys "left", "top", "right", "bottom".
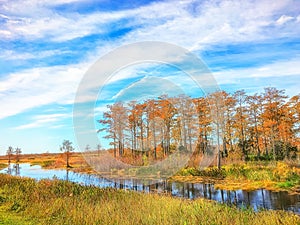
{"left": 6, "top": 163, "right": 20, "bottom": 176}
{"left": 1, "top": 164, "right": 299, "bottom": 214}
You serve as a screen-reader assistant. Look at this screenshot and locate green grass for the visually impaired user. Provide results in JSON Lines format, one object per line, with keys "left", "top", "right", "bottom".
{"left": 0, "top": 174, "right": 299, "bottom": 225}
{"left": 30, "top": 160, "right": 55, "bottom": 168}
{"left": 0, "top": 209, "right": 37, "bottom": 225}
{"left": 0, "top": 164, "right": 7, "bottom": 170}
{"left": 176, "top": 162, "right": 300, "bottom": 192}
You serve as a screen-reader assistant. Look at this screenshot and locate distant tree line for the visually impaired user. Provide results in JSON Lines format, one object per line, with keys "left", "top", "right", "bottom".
{"left": 99, "top": 87, "right": 300, "bottom": 162}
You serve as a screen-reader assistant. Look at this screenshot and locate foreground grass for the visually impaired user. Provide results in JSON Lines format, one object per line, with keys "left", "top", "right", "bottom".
{"left": 0, "top": 174, "right": 299, "bottom": 225}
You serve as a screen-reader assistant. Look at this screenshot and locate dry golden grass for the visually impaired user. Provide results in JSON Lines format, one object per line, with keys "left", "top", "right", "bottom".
{"left": 0, "top": 174, "right": 299, "bottom": 225}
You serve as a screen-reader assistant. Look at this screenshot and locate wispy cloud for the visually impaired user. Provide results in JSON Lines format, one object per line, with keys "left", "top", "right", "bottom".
{"left": 214, "top": 57, "right": 300, "bottom": 83}
{"left": 0, "top": 49, "right": 71, "bottom": 61}
{"left": 0, "top": 64, "right": 86, "bottom": 119}
{"left": 1, "top": 0, "right": 299, "bottom": 46}
{"left": 14, "top": 113, "right": 71, "bottom": 130}
{"left": 276, "top": 15, "right": 294, "bottom": 25}
{"left": 0, "top": 0, "right": 299, "bottom": 153}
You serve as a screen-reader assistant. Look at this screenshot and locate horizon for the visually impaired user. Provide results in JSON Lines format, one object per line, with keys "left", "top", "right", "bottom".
{"left": 1, "top": 0, "right": 300, "bottom": 154}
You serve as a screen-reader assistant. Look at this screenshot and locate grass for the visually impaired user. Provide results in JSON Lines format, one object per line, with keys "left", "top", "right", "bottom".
{"left": 175, "top": 162, "right": 300, "bottom": 193}
{"left": 0, "top": 164, "right": 7, "bottom": 170}
{"left": 0, "top": 209, "right": 38, "bottom": 225}
{"left": 0, "top": 174, "right": 299, "bottom": 225}
{"left": 0, "top": 153, "right": 94, "bottom": 172}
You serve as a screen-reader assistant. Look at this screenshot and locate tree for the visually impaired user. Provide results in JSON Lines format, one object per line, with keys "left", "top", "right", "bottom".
{"left": 60, "top": 140, "right": 74, "bottom": 168}
{"left": 208, "top": 91, "right": 226, "bottom": 169}
{"left": 135, "top": 102, "right": 147, "bottom": 154}
{"left": 222, "top": 91, "right": 236, "bottom": 157}
{"left": 159, "top": 96, "right": 177, "bottom": 155}
{"left": 97, "top": 89, "right": 300, "bottom": 163}
{"left": 146, "top": 99, "right": 160, "bottom": 159}
{"left": 99, "top": 102, "right": 128, "bottom": 157}
{"left": 85, "top": 144, "right": 90, "bottom": 153}
{"left": 15, "top": 147, "right": 22, "bottom": 163}
{"left": 97, "top": 144, "right": 101, "bottom": 156}
{"left": 128, "top": 101, "right": 138, "bottom": 154}
{"left": 6, "top": 146, "right": 13, "bottom": 164}
{"left": 246, "top": 94, "right": 263, "bottom": 157}
{"left": 233, "top": 90, "right": 248, "bottom": 157}
{"left": 261, "top": 87, "right": 287, "bottom": 159}
{"left": 287, "top": 94, "right": 300, "bottom": 150}
{"left": 193, "top": 97, "right": 212, "bottom": 155}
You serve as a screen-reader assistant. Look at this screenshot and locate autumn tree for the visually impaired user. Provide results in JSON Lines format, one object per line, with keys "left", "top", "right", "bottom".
{"left": 261, "top": 87, "right": 287, "bottom": 159}
{"left": 159, "top": 96, "right": 177, "bottom": 155}
{"left": 233, "top": 90, "right": 249, "bottom": 157}
{"left": 97, "top": 89, "right": 299, "bottom": 164}
{"left": 222, "top": 91, "right": 236, "bottom": 157}
{"left": 246, "top": 94, "right": 263, "bottom": 157}
{"left": 208, "top": 91, "right": 226, "bottom": 169}
{"left": 288, "top": 94, "right": 300, "bottom": 146}
{"left": 193, "top": 97, "right": 212, "bottom": 154}
{"left": 146, "top": 99, "right": 161, "bottom": 159}
{"left": 128, "top": 101, "right": 138, "bottom": 154}
{"left": 135, "top": 102, "right": 147, "bottom": 154}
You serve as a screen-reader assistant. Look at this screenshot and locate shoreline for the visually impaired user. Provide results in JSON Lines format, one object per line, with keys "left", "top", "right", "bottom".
{"left": 1, "top": 160, "right": 299, "bottom": 195}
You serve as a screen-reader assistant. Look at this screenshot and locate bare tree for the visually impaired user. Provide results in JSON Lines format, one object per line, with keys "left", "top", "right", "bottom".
{"left": 60, "top": 140, "right": 74, "bottom": 168}
{"left": 6, "top": 146, "right": 13, "bottom": 164}
{"left": 15, "top": 147, "right": 22, "bottom": 163}
{"left": 97, "top": 144, "right": 101, "bottom": 156}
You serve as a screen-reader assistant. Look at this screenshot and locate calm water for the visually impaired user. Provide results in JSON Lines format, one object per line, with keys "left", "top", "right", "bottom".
{"left": 1, "top": 163, "right": 299, "bottom": 214}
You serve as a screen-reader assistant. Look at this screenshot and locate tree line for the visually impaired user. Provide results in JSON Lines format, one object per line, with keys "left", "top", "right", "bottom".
{"left": 99, "top": 87, "right": 300, "bottom": 163}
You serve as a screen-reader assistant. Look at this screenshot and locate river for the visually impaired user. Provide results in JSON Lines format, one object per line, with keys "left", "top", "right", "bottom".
{"left": 1, "top": 163, "right": 299, "bottom": 214}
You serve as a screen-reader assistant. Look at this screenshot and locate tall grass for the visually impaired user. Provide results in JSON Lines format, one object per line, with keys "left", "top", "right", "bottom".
{"left": 177, "top": 162, "right": 300, "bottom": 192}
{"left": 0, "top": 163, "right": 7, "bottom": 170}
{"left": 0, "top": 174, "right": 299, "bottom": 225}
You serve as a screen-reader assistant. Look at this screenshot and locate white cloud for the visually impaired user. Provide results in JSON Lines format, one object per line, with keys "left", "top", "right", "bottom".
{"left": 0, "top": 0, "right": 129, "bottom": 41}
{"left": 1, "top": 0, "right": 299, "bottom": 120}
{"left": 0, "top": 49, "right": 70, "bottom": 60}
{"left": 213, "top": 57, "right": 300, "bottom": 85}
{"left": 1, "top": 0, "right": 299, "bottom": 46}
{"left": 276, "top": 15, "right": 294, "bottom": 25}
{"left": 112, "top": 76, "right": 184, "bottom": 102}
{"left": 0, "top": 64, "right": 87, "bottom": 119}
{"left": 14, "top": 113, "right": 70, "bottom": 130}
{"left": 119, "top": 0, "right": 299, "bottom": 50}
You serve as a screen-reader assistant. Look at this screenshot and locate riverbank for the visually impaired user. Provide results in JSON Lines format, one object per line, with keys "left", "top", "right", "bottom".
{"left": 1, "top": 153, "right": 299, "bottom": 194}
{"left": 0, "top": 174, "right": 299, "bottom": 225}
{"left": 172, "top": 162, "right": 300, "bottom": 194}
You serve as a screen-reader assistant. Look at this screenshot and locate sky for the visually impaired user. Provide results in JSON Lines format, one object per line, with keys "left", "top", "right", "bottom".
{"left": 0, "top": 0, "right": 300, "bottom": 154}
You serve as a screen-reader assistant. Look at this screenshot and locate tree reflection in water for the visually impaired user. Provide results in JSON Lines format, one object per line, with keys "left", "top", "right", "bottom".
{"left": 1, "top": 163, "right": 299, "bottom": 214}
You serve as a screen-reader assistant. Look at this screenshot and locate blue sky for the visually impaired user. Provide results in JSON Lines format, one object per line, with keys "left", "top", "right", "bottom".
{"left": 0, "top": 0, "right": 300, "bottom": 154}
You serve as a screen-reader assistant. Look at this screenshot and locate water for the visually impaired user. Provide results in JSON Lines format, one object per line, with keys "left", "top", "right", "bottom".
{"left": 1, "top": 163, "right": 299, "bottom": 214}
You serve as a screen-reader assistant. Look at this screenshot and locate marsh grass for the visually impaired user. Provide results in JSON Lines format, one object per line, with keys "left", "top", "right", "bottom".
{"left": 30, "top": 160, "right": 55, "bottom": 168}
{"left": 0, "top": 164, "right": 7, "bottom": 170}
{"left": 0, "top": 174, "right": 299, "bottom": 225}
{"left": 176, "top": 162, "right": 300, "bottom": 192}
